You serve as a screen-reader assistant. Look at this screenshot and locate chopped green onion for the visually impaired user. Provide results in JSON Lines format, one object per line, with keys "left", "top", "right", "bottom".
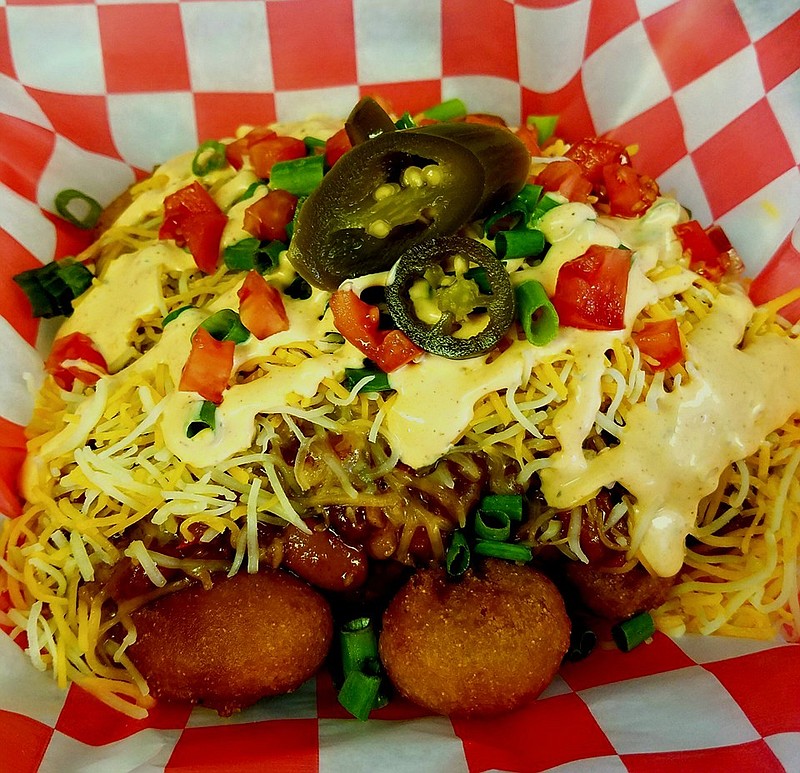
{"left": 474, "top": 509, "right": 511, "bottom": 542}
{"left": 55, "top": 189, "right": 102, "bottom": 230}
{"left": 422, "top": 97, "right": 467, "bottom": 122}
{"left": 192, "top": 140, "right": 227, "bottom": 177}
{"left": 338, "top": 668, "right": 382, "bottom": 721}
{"left": 269, "top": 155, "right": 325, "bottom": 196}
{"left": 285, "top": 274, "right": 312, "bottom": 300}
{"left": 199, "top": 309, "right": 250, "bottom": 344}
{"left": 323, "top": 332, "right": 345, "bottom": 346}
{"left": 223, "top": 238, "right": 283, "bottom": 273}
{"left": 344, "top": 367, "right": 392, "bottom": 393}
{"left": 526, "top": 114, "right": 558, "bottom": 145}
{"left": 236, "top": 181, "right": 268, "bottom": 203}
{"left": 186, "top": 400, "right": 216, "bottom": 438}
{"left": 612, "top": 611, "right": 655, "bottom": 653}
{"left": 303, "top": 136, "right": 326, "bottom": 153}
{"left": 478, "top": 494, "right": 524, "bottom": 522}
{"left": 464, "top": 266, "right": 491, "bottom": 294}
{"left": 13, "top": 258, "right": 94, "bottom": 318}
{"left": 340, "top": 617, "right": 380, "bottom": 676}
{"left": 495, "top": 228, "right": 546, "bottom": 260}
{"left": 516, "top": 280, "right": 559, "bottom": 346}
{"left": 394, "top": 112, "right": 416, "bottom": 129}
{"left": 531, "top": 192, "right": 566, "bottom": 222}
{"left": 446, "top": 531, "right": 470, "bottom": 578}
{"left": 567, "top": 626, "right": 597, "bottom": 661}
{"left": 484, "top": 183, "right": 543, "bottom": 233}
{"left": 163, "top": 305, "right": 195, "bottom": 326}
{"left": 473, "top": 540, "right": 532, "bottom": 562}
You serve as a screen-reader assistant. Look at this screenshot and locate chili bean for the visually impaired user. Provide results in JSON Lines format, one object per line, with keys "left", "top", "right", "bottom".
{"left": 282, "top": 525, "right": 368, "bottom": 592}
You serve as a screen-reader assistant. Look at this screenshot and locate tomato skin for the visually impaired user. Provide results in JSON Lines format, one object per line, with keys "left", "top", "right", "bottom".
{"left": 601, "top": 162, "right": 659, "bottom": 218}
{"left": 566, "top": 137, "right": 629, "bottom": 184}
{"left": 535, "top": 160, "right": 592, "bottom": 203}
{"left": 633, "top": 318, "right": 684, "bottom": 371}
{"left": 237, "top": 270, "right": 290, "bottom": 340}
{"left": 551, "top": 245, "right": 631, "bottom": 331}
{"left": 513, "top": 124, "right": 542, "bottom": 157}
{"left": 325, "top": 127, "right": 352, "bottom": 168}
{"left": 673, "top": 220, "right": 733, "bottom": 282}
{"left": 159, "top": 182, "right": 227, "bottom": 274}
{"left": 45, "top": 332, "right": 108, "bottom": 391}
{"left": 243, "top": 190, "right": 299, "bottom": 243}
{"left": 249, "top": 135, "right": 307, "bottom": 179}
{"left": 179, "top": 327, "right": 235, "bottom": 404}
{"left": 329, "top": 289, "right": 422, "bottom": 372}
{"left": 225, "top": 127, "right": 277, "bottom": 170}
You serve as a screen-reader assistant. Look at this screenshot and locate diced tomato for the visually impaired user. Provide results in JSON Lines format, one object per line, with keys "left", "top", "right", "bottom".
{"left": 225, "top": 127, "right": 277, "bottom": 170}
{"left": 243, "top": 190, "right": 299, "bottom": 243}
{"left": 159, "top": 182, "right": 227, "bottom": 273}
{"left": 601, "top": 163, "right": 659, "bottom": 218}
{"left": 179, "top": 327, "right": 235, "bottom": 404}
{"left": 566, "top": 137, "right": 629, "bottom": 184}
{"left": 329, "top": 289, "right": 422, "bottom": 372}
{"left": 551, "top": 245, "right": 631, "bottom": 331}
{"left": 534, "top": 160, "right": 592, "bottom": 203}
{"left": 673, "top": 220, "right": 731, "bottom": 282}
{"left": 237, "top": 271, "right": 290, "bottom": 340}
{"left": 633, "top": 318, "right": 684, "bottom": 371}
{"left": 248, "top": 135, "right": 307, "bottom": 179}
{"left": 45, "top": 332, "right": 108, "bottom": 391}
{"left": 325, "top": 127, "right": 352, "bottom": 168}
{"left": 513, "top": 123, "right": 542, "bottom": 157}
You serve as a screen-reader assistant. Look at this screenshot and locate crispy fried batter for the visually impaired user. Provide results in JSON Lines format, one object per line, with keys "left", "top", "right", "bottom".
{"left": 565, "top": 561, "right": 675, "bottom": 621}
{"left": 127, "top": 569, "right": 332, "bottom": 715}
{"left": 379, "top": 559, "right": 570, "bottom": 717}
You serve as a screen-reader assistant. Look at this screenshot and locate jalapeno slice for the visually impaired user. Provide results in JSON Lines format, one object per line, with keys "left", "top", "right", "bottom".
{"left": 345, "top": 96, "right": 397, "bottom": 144}
{"left": 385, "top": 236, "right": 516, "bottom": 359}
{"left": 287, "top": 114, "right": 530, "bottom": 291}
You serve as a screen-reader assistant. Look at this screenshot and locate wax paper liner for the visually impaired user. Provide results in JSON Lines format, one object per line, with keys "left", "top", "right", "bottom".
{"left": 1, "top": 1, "right": 799, "bottom": 771}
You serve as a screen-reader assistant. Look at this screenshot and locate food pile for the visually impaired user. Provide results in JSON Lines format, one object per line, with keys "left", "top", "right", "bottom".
{"left": 1, "top": 97, "right": 799, "bottom": 720}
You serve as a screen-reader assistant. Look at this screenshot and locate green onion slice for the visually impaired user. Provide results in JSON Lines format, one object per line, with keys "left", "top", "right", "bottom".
{"left": 192, "top": 140, "right": 227, "bottom": 177}
{"left": 55, "top": 189, "right": 102, "bottom": 230}
{"left": 13, "top": 258, "right": 94, "bottom": 318}
{"left": 446, "top": 531, "right": 471, "bottom": 578}
{"left": 526, "top": 114, "right": 558, "bottom": 145}
{"left": 473, "top": 540, "right": 532, "bottom": 562}
{"left": 337, "top": 668, "right": 382, "bottom": 721}
{"left": 340, "top": 617, "right": 380, "bottom": 676}
{"left": 531, "top": 192, "right": 566, "bottom": 222}
{"left": 303, "top": 136, "right": 326, "bottom": 152}
{"left": 422, "top": 97, "right": 468, "bottom": 122}
{"left": 269, "top": 155, "right": 325, "bottom": 197}
{"left": 223, "top": 238, "right": 283, "bottom": 273}
{"left": 186, "top": 400, "right": 216, "bottom": 438}
{"left": 612, "top": 611, "right": 655, "bottom": 652}
{"left": 516, "top": 280, "right": 559, "bottom": 346}
{"left": 474, "top": 509, "right": 511, "bottom": 542}
{"left": 495, "top": 228, "right": 546, "bottom": 260}
{"left": 484, "top": 183, "right": 543, "bottom": 233}
{"left": 567, "top": 626, "right": 597, "bottom": 661}
{"left": 237, "top": 181, "right": 268, "bottom": 203}
{"left": 163, "top": 305, "right": 195, "bottom": 326}
{"left": 478, "top": 494, "right": 524, "bottom": 522}
{"left": 394, "top": 112, "right": 416, "bottom": 130}
{"left": 344, "top": 367, "right": 392, "bottom": 393}
{"left": 199, "top": 309, "right": 250, "bottom": 344}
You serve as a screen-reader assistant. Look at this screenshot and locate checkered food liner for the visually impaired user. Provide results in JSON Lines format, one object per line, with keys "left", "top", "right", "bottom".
{"left": 0, "top": 1, "right": 799, "bottom": 771}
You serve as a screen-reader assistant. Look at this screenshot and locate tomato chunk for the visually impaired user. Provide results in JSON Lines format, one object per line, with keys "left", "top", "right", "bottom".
{"left": 601, "top": 163, "right": 659, "bottom": 218}
{"left": 633, "top": 318, "right": 684, "bottom": 371}
{"left": 329, "top": 289, "right": 422, "bottom": 372}
{"left": 249, "top": 135, "right": 307, "bottom": 179}
{"left": 179, "top": 327, "right": 235, "bottom": 404}
{"left": 551, "top": 246, "right": 631, "bottom": 331}
{"left": 237, "top": 271, "right": 290, "bottom": 340}
{"left": 673, "top": 220, "right": 732, "bottom": 282}
{"left": 243, "top": 190, "right": 299, "bottom": 243}
{"left": 566, "top": 137, "right": 629, "bottom": 184}
{"left": 159, "top": 182, "right": 227, "bottom": 273}
{"left": 45, "top": 332, "right": 108, "bottom": 391}
{"left": 325, "top": 127, "right": 352, "bottom": 168}
{"left": 535, "top": 160, "right": 592, "bottom": 203}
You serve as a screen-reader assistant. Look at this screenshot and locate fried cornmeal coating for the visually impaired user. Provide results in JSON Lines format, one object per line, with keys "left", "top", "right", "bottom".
{"left": 127, "top": 569, "right": 333, "bottom": 716}
{"left": 379, "top": 558, "right": 570, "bottom": 717}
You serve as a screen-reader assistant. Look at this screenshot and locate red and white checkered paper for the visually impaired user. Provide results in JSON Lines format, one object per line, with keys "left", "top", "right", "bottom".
{"left": 1, "top": 1, "right": 799, "bottom": 771}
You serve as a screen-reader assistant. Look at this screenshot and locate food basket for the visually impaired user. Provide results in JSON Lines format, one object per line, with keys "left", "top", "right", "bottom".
{"left": 1, "top": 1, "right": 799, "bottom": 770}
